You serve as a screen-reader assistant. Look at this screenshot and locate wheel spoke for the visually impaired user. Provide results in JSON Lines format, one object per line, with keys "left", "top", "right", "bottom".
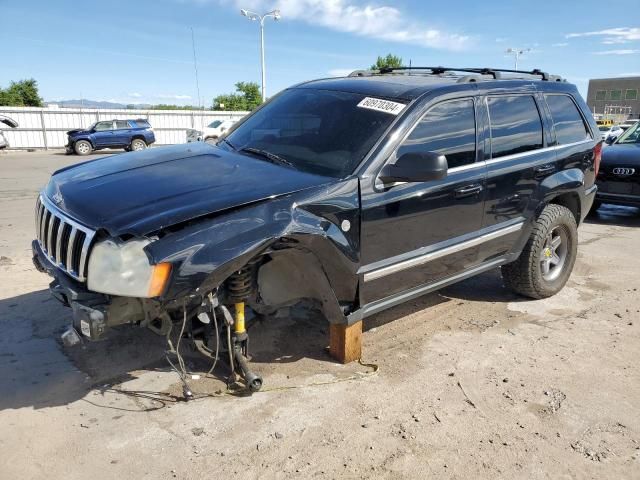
{"left": 541, "top": 259, "right": 550, "bottom": 275}
{"left": 551, "top": 235, "right": 562, "bottom": 249}
{"left": 551, "top": 253, "right": 561, "bottom": 266}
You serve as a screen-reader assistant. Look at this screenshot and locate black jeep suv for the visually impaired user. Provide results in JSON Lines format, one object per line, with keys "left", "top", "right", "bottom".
{"left": 32, "top": 67, "right": 599, "bottom": 390}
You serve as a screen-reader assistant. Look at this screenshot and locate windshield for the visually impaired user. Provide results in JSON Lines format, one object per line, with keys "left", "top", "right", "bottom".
{"left": 222, "top": 88, "right": 403, "bottom": 177}
{"left": 208, "top": 120, "right": 223, "bottom": 128}
{"left": 615, "top": 122, "right": 640, "bottom": 144}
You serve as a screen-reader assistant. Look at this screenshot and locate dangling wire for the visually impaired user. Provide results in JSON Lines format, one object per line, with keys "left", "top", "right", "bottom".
{"left": 226, "top": 321, "right": 235, "bottom": 373}
{"left": 205, "top": 292, "right": 219, "bottom": 378}
{"left": 165, "top": 301, "right": 192, "bottom": 398}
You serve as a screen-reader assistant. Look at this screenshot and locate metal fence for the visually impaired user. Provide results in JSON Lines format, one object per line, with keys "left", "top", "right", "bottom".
{"left": 0, "top": 106, "right": 249, "bottom": 149}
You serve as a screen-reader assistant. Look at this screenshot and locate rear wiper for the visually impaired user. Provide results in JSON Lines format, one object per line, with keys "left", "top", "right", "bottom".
{"left": 239, "top": 147, "right": 296, "bottom": 169}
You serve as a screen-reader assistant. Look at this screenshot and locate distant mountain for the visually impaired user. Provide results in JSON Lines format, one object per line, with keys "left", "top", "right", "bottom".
{"left": 48, "top": 99, "right": 152, "bottom": 109}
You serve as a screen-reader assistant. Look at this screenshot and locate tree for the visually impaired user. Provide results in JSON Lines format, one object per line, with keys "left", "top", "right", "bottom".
{"left": 371, "top": 54, "right": 403, "bottom": 71}
{"left": 150, "top": 104, "right": 202, "bottom": 110}
{"left": 213, "top": 82, "right": 262, "bottom": 111}
{"left": 0, "top": 79, "right": 43, "bottom": 107}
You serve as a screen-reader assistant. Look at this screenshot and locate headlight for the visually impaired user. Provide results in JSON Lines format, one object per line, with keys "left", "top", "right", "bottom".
{"left": 87, "top": 238, "right": 171, "bottom": 298}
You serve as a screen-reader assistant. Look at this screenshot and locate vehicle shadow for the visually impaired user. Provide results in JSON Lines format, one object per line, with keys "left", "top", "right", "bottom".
{"left": 51, "top": 151, "right": 120, "bottom": 156}
{"left": 584, "top": 204, "right": 640, "bottom": 227}
{"left": 0, "top": 270, "right": 519, "bottom": 411}
{"left": 439, "top": 268, "right": 524, "bottom": 303}
{"left": 0, "top": 288, "right": 170, "bottom": 412}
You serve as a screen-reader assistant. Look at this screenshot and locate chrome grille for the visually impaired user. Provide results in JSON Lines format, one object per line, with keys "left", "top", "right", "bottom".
{"left": 35, "top": 195, "right": 96, "bottom": 281}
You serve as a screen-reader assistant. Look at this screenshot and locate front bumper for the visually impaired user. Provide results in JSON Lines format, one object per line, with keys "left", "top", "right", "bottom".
{"left": 32, "top": 240, "right": 144, "bottom": 341}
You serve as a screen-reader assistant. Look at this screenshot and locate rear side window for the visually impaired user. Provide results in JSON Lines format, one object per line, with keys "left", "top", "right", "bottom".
{"left": 487, "top": 96, "right": 543, "bottom": 158}
{"left": 115, "top": 120, "right": 129, "bottom": 129}
{"left": 94, "top": 121, "right": 113, "bottom": 131}
{"left": 399, "top": 99, "right": 476, "bottom": 169}
{"left": 133, "top": 120, "right": 150, "bottom": 128}
{"left": 545, "top": 95, "right": 591, "bottom": 145}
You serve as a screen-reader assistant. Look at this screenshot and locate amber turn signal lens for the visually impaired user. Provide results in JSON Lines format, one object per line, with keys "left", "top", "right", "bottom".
{"left": 147, "top": 263, "right": 172, "bottom": 297}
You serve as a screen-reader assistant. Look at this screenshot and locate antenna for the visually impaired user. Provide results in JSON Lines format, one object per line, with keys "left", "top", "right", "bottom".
{"left": 190, "top": 27, "right": 202, "bottom": 111}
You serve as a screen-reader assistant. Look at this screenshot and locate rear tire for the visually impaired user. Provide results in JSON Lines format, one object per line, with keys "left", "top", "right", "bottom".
{"left": 204, "top": 137, "right": 217, "bottom": 145}
{"left": 130, "top": 138, "right": 147, "bottom": 151}
{"left": 74, "top": 140, "right": 92, "bottom": 156}
{"left": 501, "top": 204, "right": 578, "bottom": 299}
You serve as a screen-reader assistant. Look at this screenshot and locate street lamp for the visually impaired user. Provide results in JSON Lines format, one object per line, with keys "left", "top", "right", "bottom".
{"left": 241, "top": 8, "right": 281, "bottom": 102}
{"left": 505, "top": 47, "right": 531, "bottom": 70}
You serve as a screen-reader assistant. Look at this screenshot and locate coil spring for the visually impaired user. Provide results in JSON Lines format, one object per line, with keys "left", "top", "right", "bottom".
{"left": 227, "top": 259, "right": 260, "bottom": 302}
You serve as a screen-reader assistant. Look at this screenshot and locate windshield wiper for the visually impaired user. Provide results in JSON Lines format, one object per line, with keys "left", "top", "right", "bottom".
{"left": 219, "top": 137, "right": 236, "bottom": 150}
{"left": 239, "top": 147, "right": 296, "bottom": 169}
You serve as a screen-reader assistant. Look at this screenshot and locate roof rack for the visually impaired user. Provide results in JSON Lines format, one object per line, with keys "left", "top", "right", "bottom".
{"left": 348, "top": 66, "right": 565, "bottom": 82}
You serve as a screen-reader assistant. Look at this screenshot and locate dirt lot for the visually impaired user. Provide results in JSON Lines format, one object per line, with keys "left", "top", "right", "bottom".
{"left": 1, "top": 149, "right": 639, "bottom": 480}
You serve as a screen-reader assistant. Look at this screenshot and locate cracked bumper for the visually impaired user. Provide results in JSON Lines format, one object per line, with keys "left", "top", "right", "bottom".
{"left": 32, "top": 240, "right": 120, "bottom": 340}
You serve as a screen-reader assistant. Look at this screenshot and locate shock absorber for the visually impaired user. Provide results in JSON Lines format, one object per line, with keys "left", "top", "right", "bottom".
{"left": 225, "top": 260, "right": 262, "bottom": 391}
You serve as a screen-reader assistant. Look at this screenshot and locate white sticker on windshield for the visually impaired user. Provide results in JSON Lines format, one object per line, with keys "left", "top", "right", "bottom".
{"left": 357, "top": 97, "right": 406, "bottom": 115}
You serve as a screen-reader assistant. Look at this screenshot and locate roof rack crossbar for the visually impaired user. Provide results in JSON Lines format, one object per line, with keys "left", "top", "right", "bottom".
{"left": 367, "top": 66, "right": 557, "bottom": 81}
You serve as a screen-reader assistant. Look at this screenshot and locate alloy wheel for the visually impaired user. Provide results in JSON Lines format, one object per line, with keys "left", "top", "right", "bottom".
{"left": 540, "top": 226, "right": 568, "bottom": 282}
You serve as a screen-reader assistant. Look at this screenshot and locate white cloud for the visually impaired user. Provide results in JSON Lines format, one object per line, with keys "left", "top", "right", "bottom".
{"left": 327, "top": 68, "right": 355, "bottom": 77}
{"left": 567, "top": 27, "right": 640, "bottom": 44}
{"left": 157, "top": 94, "right": 193, "bottom": 99}
{"left": 128, "top": 92, "right": 143, "bottom": 98}
{"left": 552, "top": 42, "right": 568, "bottom": 47}
{"left": 592, "top": 49, "right": 640, "bottom": 55}
{"left": 225, "top": 0, "right": 470, "bottom": 50}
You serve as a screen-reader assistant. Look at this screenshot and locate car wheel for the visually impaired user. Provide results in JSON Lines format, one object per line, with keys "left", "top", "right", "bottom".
{"left": 204, "top": 137, "right": 218, "bottom": 145}
{"left": 74, "top": 140, "right": 92, "bottom": 156}
{"left": 501, "top": 204, "right": 578, "bottom": 299}
{"left": 130, "top": 139, "right": 147, "bottom": 151}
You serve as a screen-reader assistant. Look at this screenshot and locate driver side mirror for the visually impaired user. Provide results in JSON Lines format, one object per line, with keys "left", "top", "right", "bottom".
{"left": 379, "top": 151, "right": 448, "bottom": 185}
{"left": 605, "top": 136, "right": 617, "bottom": 145}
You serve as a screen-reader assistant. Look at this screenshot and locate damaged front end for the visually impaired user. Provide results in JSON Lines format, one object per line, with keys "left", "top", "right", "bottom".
{"left": 32, "top": 174, "right": 361, "bottom": 393}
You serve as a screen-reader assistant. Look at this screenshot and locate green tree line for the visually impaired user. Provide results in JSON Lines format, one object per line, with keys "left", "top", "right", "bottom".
{"left": 213, "top": 81, "right": 262, "bottom": 111}
{"left": 0, "top": 79, "right": 44, "bottom": 107}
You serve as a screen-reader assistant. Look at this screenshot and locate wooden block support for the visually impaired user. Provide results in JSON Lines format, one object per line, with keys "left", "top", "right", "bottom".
{"left": 329, "top": 321, "right": 362, "bottom": 364}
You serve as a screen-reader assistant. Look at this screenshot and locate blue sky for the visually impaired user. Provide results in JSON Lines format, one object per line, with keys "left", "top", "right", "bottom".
{"left": 1, "top": 0, "right": 638, "bottom": 105}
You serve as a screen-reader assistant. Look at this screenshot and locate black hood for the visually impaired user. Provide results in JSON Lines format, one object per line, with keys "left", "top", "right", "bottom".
{"left": 45, "top": 143, "right": 332, "bottom": 236}
{"left": 66, "top": 128, "right": 90, "bottom": 135}
{"left": 601, "top": 143, "right": 640, "bottom": 167}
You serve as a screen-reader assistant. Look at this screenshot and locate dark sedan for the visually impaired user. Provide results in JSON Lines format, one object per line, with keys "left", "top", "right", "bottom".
{"left": 593, "top": 121, "right": 640, "bottom": 211}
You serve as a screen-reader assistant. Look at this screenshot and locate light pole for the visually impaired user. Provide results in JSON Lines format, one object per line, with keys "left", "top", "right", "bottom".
{"left": 505, "top": 47, "right": 531, "bottom": 70}
{"left": 240, "top": 8, "right": 281, "bottom": 102}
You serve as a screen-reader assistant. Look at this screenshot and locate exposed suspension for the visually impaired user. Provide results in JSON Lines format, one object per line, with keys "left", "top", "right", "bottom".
{"left": 224, "top": 259, "right": 263, "bottom": 392}
{"left": 227, "top": 259, "right": 260, "bottom": 303}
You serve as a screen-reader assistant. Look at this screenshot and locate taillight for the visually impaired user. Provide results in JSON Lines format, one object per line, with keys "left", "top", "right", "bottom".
{"left": 594, "top": 142, "right": 602, "bottom": 177}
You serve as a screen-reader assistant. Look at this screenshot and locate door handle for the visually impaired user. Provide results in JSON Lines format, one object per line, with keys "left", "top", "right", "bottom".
{"left": 454, "top": 184, "right": 483, "bottom": 198}
{"left": 534, "top": 164, "right": 555, "bottom": 178}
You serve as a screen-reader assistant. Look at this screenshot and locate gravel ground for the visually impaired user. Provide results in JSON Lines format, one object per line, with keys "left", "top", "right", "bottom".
{"left": 1, "top": 149, "right": 639, "bottom": 480}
